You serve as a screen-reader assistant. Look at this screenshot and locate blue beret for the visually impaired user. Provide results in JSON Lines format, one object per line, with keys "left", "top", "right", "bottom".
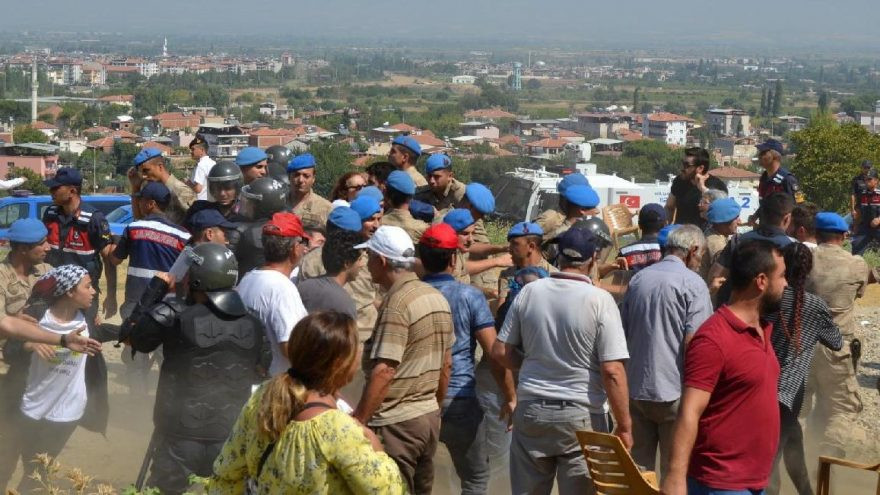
{"left": 425, "top": 154, "right": 452, "bottom": 174}
{"left": 507, "top": 221, "right": 543, "bottom": 240}
{"left": 133, "top": 147, "right": 163, "bottom": 167}
{"left": 387, "top": 170, "right": 416, "bottom": 195}
{"left": 328, "top": 206, "right": 363, "bottom": 232}
{"left": 756, "top": 138, "right": 784, "bottom": 155}
{"left": 44, "top": 167, "right": 82, "bottom": 188}
{"left": 135, "top": 181, "right": 171, "bottom": 204}
{"left": 409, "top": 200, "right": 435, "bottom": 223}
{"left": 658, "top": 224, "right": 682, "bottom": 249}
{"left": 707, "top": 197, "right": 742, "bottom": 224}
{"left": 465, "top": 182, "right": 495, "bottom": 215}
{"left": 350, "top": 196, "right": 382, "bottom": 221}
{"left": 563, "top": 184, "right": 600, "bottom": 208}
{"left": 557, "top": 173, "right": 589, "bottom": 194}
{"left": 814, "top": 212, "right": 848, "bottom": 233}
{"left": 357, "top": 185, "right": 384, "bottom": 202}
{"left": 186, "top": 208, "right": 236, "bottom": 232}
{"left": 443, "top": 208, "right": 475, "bottom": 232}
{"left": 392, "top": 135, "right": 422, "bottom": 157}
{"left": 235, "top": 147, "right": 268, "bottom": 167}
{"left": 8, "top": 218, "right": 48, "bottom": 243}
{"left": 287, "top": 153, "right": 316, "bottom": 172}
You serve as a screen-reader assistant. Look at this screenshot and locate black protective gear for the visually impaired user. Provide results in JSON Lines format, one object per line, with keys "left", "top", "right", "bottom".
{"left": 268, "top": 161, "right": 290, "bottom": 186}
{"left": 572, "top": 216, "right": 613, "bottom": 248}
{"left": 265, "top": 145, "right": 292, "bottom": 166}
{"left": 240, "top": 177, "right": 287, "bottom": 221}
{"left": 233, "top": 220, "right": 267, "bottom": 278}
{"left": 118, "top": 276, "right": 171, "bottom": 345}
{"left": 188, "top": 243, "right": 239, "bottom": 292}
{"left": 207, "top": 160, "right": 243, "bottom": 201}
{"left": 204, "top": 289, "right": 249, "bottom": 317}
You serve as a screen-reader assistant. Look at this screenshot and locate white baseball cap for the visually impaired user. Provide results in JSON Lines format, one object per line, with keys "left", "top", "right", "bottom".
{"left": 354, "top": 225, "right": 416, "bottom": 263}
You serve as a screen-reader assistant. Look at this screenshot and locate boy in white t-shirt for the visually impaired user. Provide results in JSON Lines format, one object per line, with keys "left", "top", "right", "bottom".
{"left": 1, "top": 265, "right": 101, "bottom": 492}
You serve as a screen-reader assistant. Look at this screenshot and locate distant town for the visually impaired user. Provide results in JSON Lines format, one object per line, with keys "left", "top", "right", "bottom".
{"left": 0, "top": 36, "right": 878, "bottom": 203}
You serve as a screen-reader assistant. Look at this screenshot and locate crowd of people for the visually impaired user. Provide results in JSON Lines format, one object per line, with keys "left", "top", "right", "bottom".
{"left": 0, "top": 133, "right": 874, "bottom": 495}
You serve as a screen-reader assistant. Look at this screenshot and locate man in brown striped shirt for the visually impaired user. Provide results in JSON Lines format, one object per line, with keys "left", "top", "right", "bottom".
{"left": 353, "top": 225, "right": 455, "bottom": 495}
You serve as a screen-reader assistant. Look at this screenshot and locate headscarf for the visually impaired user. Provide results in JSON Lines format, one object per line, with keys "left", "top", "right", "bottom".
{"left": 33, "top": 265, "right": 89, "bottom": 299}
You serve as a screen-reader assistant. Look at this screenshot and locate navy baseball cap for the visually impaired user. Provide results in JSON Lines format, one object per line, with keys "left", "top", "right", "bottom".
{"left": 135, "top": 181, "right": 171, "bottom": 204}
{"left": 133, "top": 147, "right": 163, "bottom": 167}
{"left": 236, "top": 147, "right": 268, "bottom": 167}
{"left": 465, "top": 183, "right": 495, "bottom": 215}
{"left": 563, "top": 184, "right": 600, "bottom": 209}
{"left": 44, "top": 167, "right": 83, "bottom": 188}
{"left": 287, "top": 153, "right": 317, "bottom": 172}
{"left": 186, "top": 209, "right": 236, "bottom": 232}
{"left": 328, "top": 206, "right": 363, "bottom": 232}
{"left": 557, "top": 173, "right": 589, "bottom": 194}
{"left": 387, "top": 170, "right": 416, "bottom": 195}
{"left": 409, "top": 199, "right": 435, "bottom": 223}
{"left": 707, "top": 197, "right": 742, "bottom": 224}
{"left": 756, "top": 139, "right": 784, "bottom": 155}
{"left": 425, "top": 154, "right": 452, "bottom": 174}
{"left": 638, "top": 203, "right": 667, "bottom": 225}
{"left": 443, "top": 208, "right": 475, "bottom": 232}
{"left": 557, "top": 227, "right": 597, "bottom": 262}
{"left": 392, "top": 135, "right": 422, "bottom": 157}
{"left": 8, "top": 218, "right": 48, "bottom": 243}
{"left": 814, "top": 212, "right": 848, "bottom": 233}
{"left": 507, "top": 222, "right": 543, "bottom": 240}
{"left": 867, "top": 168, "right": 879, "bottom": 179}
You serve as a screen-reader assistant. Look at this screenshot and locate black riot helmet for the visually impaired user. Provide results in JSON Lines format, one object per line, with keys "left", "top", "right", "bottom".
{"left": 572, "top": 216, "right": 613, "bottom": 249}
{"left": 187, "top": 243, "right": 239, "bottom": 292}
{"left": 267, "top": 161, "right": 290, "bottom": 187}
{"left": 239, "top": 177, "right": 288, "bottom": 221}
{"left": 265, "top": 145, "right": 292, "bottom": 166}
{"left": 207, "top": 160, "right": 243, "bottom": 204}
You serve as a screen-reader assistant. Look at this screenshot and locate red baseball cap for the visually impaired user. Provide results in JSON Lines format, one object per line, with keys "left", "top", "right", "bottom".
{"left": 262, "top": 212, "right": 310, "bottom": 239}
{"left": 419, "top": 223, "right": 459, "bottom": 250}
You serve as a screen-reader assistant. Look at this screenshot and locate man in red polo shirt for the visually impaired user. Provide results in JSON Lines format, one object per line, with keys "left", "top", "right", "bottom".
{"left": 662, "top": 239, "right": 786, "bottom": 495}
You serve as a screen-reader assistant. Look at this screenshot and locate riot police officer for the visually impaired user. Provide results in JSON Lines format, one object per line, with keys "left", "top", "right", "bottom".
{"left": 183, "top": 160, "right": 245, "bottom": 225}
{"left": 265, "top": 145, "right": 292, "bottom": 186}
{"left": 127, "top": 243, "right": 264, "bottom": 494}
{"left": 234, "top": 177, "right": 289, "bottom": 276}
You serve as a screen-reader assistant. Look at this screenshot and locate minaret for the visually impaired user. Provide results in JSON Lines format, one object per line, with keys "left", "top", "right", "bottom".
{"left": 31, "top": 56, "right": 38, "bottom": 123}
{"left": 163, "top": 37, "right": 168, "bottom": 58}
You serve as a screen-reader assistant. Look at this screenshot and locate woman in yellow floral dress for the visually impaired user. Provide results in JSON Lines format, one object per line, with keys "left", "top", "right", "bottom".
{"left": 207, "top": 311, "right": 406, "bottom": 494}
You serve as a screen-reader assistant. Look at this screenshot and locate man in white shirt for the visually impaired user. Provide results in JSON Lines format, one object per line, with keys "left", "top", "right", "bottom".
{"left": 236, "top": 212, "right": 309, "bottom": 375}
{"left": 188, "top": 135, "right": 216, "bottom": 201}
{"left": 492, "top": 226, "right": 632, "bottom": 495}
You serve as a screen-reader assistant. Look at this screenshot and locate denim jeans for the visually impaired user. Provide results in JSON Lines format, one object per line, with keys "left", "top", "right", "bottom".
{"left": 687, "top": 477, "right": 766, "bottom": 495}
{"left": 440, "top": 396, "right": 489, "bottom": 495}
{"left": 475, "top": 359, "right": 511, "bottom": 478}
{"left": 509, "top": 399, "right": 609, "bottom": 495}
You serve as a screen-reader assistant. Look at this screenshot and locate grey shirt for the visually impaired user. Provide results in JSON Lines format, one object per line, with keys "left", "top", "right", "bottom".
{"left": 296, "top": 276, "right": 357, "bottom": 320}
{"left": 498, "top": 272, "right": 629, "bottom": 413}
{"left": 621, "top": 255, "right": 713, "bottom": 402}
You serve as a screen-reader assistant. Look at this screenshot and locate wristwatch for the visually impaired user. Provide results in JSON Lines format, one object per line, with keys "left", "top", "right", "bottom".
{"left": 59, "top": 333, "right": 68, "bottom": 349}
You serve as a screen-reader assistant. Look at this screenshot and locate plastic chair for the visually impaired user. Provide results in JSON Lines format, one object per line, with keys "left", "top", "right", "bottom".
{"left": 602, "top": 204, "right": 640, "bottom": 251}
{"left": 576, "top": 430, "right": 659, "bottom": 495}
{"left": 816, "top": 456, "right": 880, "bottom": 495}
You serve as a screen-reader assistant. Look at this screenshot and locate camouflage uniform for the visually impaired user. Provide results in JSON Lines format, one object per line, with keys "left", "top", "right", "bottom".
{"left": 534, "top": 208, "right": 565, "bottom": 243}
{"left": 381, "top": 208, "right": 428, "bottom": 244}
{"left": 405, "top": 166, "right": 428, "bottom": 188}
{"left": 164, "top": 175, "right": 196, "bottom": 226}
{"left": 803, "top": 243, "right": 868, "bottom": 455}
{"left": 292, "top": 192, "right": 333, "bottom": 230}
{"left": 497, "top": 258, "right": 556, "bottom": 307}
{"left": 416, "top": 178, "right": 466, "bottom": 219}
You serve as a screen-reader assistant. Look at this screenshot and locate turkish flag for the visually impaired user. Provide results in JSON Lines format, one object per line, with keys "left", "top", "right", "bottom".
{"left": 619, "top": 195, "right": 640, "bottom": 208}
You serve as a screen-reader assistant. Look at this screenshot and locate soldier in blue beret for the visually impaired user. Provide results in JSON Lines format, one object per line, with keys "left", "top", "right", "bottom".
{"left": 286, "top": 153, "right": 332, "bottom": 229}
{"left": 535, "top": 172, "right": 590, "bottom": 237}
{"left": 0, "top": 218, "right": 52, "bottom": 319}
{"left": 129, "top": 146, "right": 195, "bottom": 225}
{"left": 416, "top": 153, "right": 466, "bottom": 217}
{"left": 235, "top": 147, "right": 269, "bottom": 185}
{"left": 388, "top": 135, "right": 427, "bottom": 188}
{"left": 382, "top": 171, "right": 427, "bottom": 243}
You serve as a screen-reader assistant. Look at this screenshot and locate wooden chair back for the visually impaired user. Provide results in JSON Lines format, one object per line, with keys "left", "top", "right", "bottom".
{"left": 816, "top": 456, "right": 880, "bottom": 495}
{"left": 576, "top": 430, "right": 659, "bottom": 495}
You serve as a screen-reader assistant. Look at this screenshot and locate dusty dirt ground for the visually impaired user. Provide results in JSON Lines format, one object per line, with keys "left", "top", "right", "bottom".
{"left": 1, "top": 286, "right": 878, "bottom": 494}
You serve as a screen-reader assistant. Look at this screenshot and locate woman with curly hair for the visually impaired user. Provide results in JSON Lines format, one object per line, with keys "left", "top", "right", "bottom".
{"left": 330, "top": 172, "right": 369, "bottom": 203}
{"left": 766, "top": 243, "right": 842, "bottom": 495}
{"left": 208, "top": 311, "right": 405, "bottom": 494}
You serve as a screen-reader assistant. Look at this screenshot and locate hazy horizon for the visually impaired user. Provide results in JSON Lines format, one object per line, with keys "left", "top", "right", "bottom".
{"left": 2, "top": 0, "right": 879, "bottom": 53}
